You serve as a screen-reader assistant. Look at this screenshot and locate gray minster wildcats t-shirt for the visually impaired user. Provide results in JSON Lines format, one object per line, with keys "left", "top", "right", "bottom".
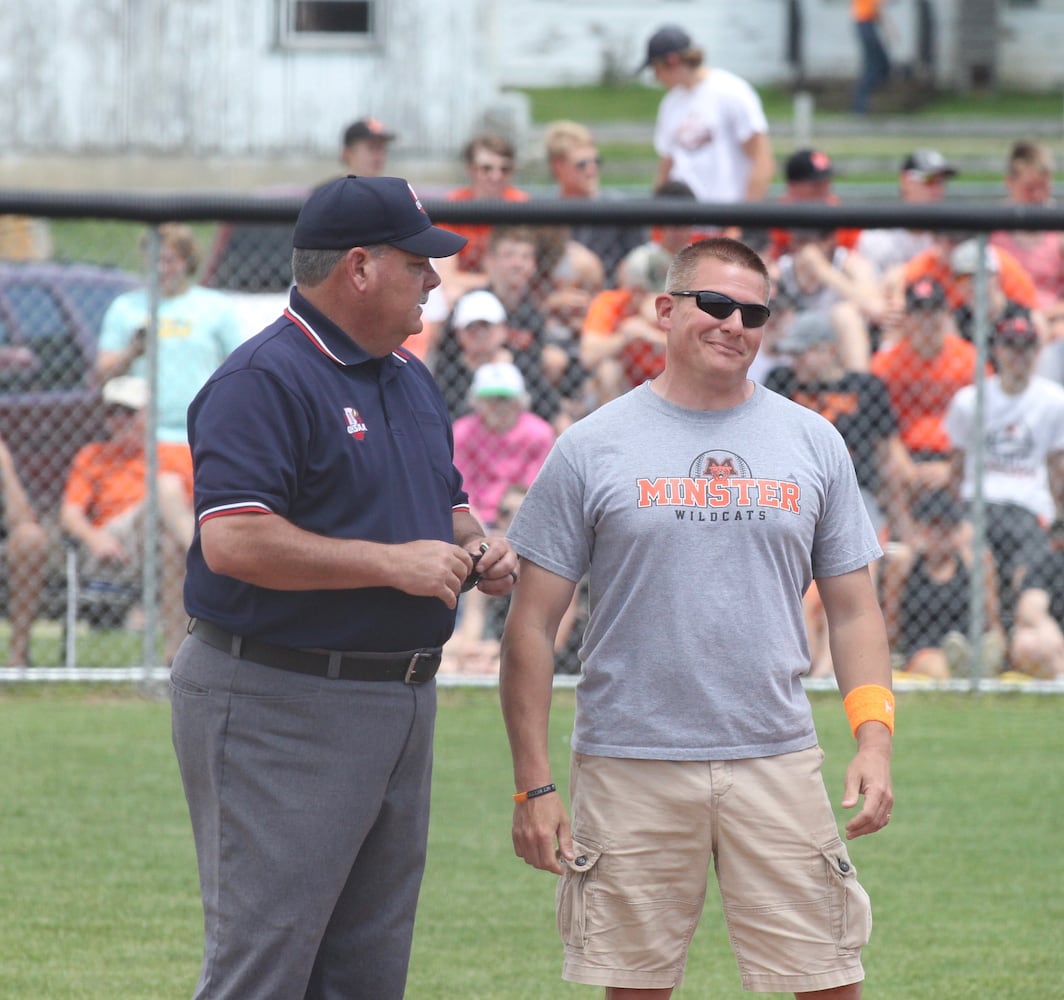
{"left": 507, "top": 381, "right": 881, "bottom": 760}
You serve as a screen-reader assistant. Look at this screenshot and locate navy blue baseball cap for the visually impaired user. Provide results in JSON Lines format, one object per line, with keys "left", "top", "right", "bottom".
{"left": 292, "top": 175, "right": 467, "bottom": 258}
{"left": 638, "top": 25, "right": 692, "bottom": 71}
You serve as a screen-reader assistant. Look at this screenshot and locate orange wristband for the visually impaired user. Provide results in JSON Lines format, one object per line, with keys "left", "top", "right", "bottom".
{"left": 843, "top": 684, "right": 895, "bottom": 737}
{"left": 513, "top": 783, "right": 556, "bottom": 803}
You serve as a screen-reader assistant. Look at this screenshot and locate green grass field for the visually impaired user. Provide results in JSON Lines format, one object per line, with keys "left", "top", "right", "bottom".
{"left": 1, "top": 686, "right": 1061, "bottom": 998}
{"left": 510, "top": 83, "right": 1064, "bottom": 187}
{"left": 516, "top": 83, "right": 1064, "bottom": 125}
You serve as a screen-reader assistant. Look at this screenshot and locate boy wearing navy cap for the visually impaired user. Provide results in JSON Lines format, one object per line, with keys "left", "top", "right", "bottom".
{"left": 171, "top": 175, "right": 518, "bottom": 1000}
{"left": 340, "top": 116, "right": 396, "bottom": 177}
{"left": 641, "top": 23, "right": 774, "bottom": 204}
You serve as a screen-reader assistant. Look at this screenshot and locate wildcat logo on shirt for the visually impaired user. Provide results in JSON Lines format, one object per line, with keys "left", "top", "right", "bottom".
{"left": 636, "top": 449, "right": 802, "bottom": 517}
{"left": 343, "top": 407, "right": 368, "bottom": 440}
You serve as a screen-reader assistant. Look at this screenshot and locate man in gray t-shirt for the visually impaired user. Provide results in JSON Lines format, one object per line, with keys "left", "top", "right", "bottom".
{"left": 500, "top": 237, "right": 895, "bottom": 997}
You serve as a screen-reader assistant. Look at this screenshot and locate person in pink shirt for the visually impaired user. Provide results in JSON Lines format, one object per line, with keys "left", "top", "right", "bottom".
{"left": 452, "top": 361, "right": 556, "bottom": 528}
{"left": 990, "top": 139, "right": 1064, "bottom": 315}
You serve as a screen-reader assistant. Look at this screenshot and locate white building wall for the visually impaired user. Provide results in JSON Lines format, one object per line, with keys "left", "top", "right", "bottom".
{"left": 495, "top": 0, "right": 1064, "bottom": 91}
{"left": 0, "top": 0, "right": 1061, "bottom": 166}
{"left": 0, "top": 0, "right": 498, "bottom": 158}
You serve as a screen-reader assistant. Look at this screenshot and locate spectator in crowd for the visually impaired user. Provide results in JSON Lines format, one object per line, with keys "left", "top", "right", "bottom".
{"left": 449, "top": 359, "right": 556, "bottom": 679}
{"left": 538, "top": 235, "right": 604, "bottom": 405}
{"left": 857, "top": 149, "right": 959, "bottom": 279}
{"left": 765, "top": 312, "right": 906, "bottom": 675}
{"left": 746, "top": 288, "right": 799, "bottom": 384}
{"left": 96, "top": 223, "right": 244, "bottom": 491}
{"left": 766, "top": 311, "right": 904, "bottom": 540}
{"left": 871, "top": 277, "right": 982, "bottom": 501}
{"left": 945, "top": 309, "right": 1064, "bottom": 626}
{"left": 480, "top": 227, "right": 546, "bottom": 345}
{"left": 452, "top": 362, "right": 556, "bottom": 530}
{"left": 768, "top": 148, "right": 861, "bottom": 260}
{"left": 1010, "top": 518, "right": 1064, "bottom": 678}
{"left": 479, "top": 226, "right": 575, "bottom": 396}
{"left": 642, "top": 24, "right": 774, "bottom": 204}
{"left": 542, "top": 119, "right": 646, "bottom": 285}
{"left": 990, "top": 139, "right": 1064, "bottom": 313}
{"left": 901, "top": 232, "right": 1039, "bottom": 329}
{"left": 435, "top": 132, "right": 531, "bottom": 303}
{"left": 339, "top": 117, "right": 397, "bottom": 177}
{"left": 880, "top": 488, "right": 1004, "bottom": 680}
{"left": 59, "top": 377, "right": 194, "bottom": 663}
{"left": 0, "top": 433, "right": 48, "bottom": 666}
{"left": 851, "top": 0, "right": 891, "bottom": 115}
{"left": 580, "top": 243, "right": 673, "bottom": 405}
{"left": 774, "top": 228, "right": 884, "bottom": 370}
{"left": 435, "top": 289, "right": 559, "bottom": 425}
{"left": 947, "top": 238, "right": 1038, "bottom": 343}
{"left": 434, "top": 290, "right": 512, "bottom": 419}
{"left": 647, "top": 179, "right": 705, "bottom": 256}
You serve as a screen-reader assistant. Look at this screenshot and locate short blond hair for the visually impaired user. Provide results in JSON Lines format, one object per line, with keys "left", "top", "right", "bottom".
{"left": 141, "top": 223, "right": 201, "bottom": 276}
{"left": 666, "top": 238, "right": 770, "bottom": 300}
{"left": 544, "top": 120, "right": 594, "bottom": 162}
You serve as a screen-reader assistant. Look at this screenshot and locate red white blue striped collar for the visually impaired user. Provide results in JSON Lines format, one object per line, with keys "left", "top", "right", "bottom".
{"left": 284, "top": 305, "right": 411, "bottom": 366}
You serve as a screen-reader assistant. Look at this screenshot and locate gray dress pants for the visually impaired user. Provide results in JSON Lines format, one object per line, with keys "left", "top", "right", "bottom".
{"left": 170, "top": 633, "right": 436, "bottom": 1000}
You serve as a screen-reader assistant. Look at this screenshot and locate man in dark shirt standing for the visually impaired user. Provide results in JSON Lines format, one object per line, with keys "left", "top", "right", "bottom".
{"left": 170, "top": 175, "right": 518, "bottom": 1000}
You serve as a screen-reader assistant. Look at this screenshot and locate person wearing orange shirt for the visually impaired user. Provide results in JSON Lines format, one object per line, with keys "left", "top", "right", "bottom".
{"left": 870, "top": 277, "right": 984, "bottom": 508}
{"left": 580, "top": 244, "right": 673, "bottom": 405}
{"left": 435, "top": 132, "right": 530, "bottom": 305}
{"left": 59, "top": 376, "right": 194, "bottom": 662}
{"left": 902, "top": 233, "right": 1038, "bottom": 318}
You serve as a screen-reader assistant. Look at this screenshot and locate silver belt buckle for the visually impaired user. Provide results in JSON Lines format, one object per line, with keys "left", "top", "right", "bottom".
{"left": 405, "top": 651, "right": 429, "bottom": 684}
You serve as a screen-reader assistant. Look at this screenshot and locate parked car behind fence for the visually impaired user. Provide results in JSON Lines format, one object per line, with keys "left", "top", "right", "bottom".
{"left": 0, "top": 261, "right": 139, "bottom": 512}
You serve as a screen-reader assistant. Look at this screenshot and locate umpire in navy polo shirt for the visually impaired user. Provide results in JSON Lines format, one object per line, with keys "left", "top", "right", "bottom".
{"left": 170, "top": 175, "right": 519, "bottom": 1000}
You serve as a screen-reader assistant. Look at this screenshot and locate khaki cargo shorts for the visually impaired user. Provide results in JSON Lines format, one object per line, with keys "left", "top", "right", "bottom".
{"left": 557, "top": 748, "right": 871, "bottom": 993}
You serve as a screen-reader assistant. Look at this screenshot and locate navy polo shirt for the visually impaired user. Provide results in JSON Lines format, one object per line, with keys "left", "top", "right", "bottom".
{"left": 184, "top": 288, "right": 470, "bottom": 651}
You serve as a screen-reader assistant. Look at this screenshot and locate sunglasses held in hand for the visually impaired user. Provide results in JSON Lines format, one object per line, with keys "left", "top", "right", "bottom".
{"left": 670, "top": 290, "right": 771, "bottom": 328}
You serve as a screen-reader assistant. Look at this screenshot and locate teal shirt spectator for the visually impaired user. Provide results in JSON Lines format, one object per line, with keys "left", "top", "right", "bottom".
{"left": 99, "top": 285, "right": 244, "bottom": 443}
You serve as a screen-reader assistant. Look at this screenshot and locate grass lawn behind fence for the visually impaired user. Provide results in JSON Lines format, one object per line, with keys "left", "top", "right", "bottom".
{"left": 0, "top": 686, "right": 1060, "bottom": 998}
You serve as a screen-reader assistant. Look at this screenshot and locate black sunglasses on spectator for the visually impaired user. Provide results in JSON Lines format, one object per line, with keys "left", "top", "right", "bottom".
{"left": 669, "top": 290, "right": 771, "bottom": 328}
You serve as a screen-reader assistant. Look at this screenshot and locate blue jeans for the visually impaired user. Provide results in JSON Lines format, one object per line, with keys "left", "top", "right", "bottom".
{"left": 853, "top": 19, "right": 890, "bottom": 114}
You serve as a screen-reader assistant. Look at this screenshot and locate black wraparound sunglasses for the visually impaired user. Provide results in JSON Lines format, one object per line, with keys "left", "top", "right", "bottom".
{"left": 670, "top": 290, "right": 771, "bottom": 328}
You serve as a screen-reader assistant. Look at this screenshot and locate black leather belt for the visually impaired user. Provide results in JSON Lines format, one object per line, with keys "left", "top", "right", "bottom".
{"left": 188, "top": 618, "right": 442, "bottom": 684}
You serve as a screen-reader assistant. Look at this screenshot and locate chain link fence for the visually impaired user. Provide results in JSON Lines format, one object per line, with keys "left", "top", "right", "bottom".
{"left": 1, "top": 192, "right": 1063, "bottom": 690}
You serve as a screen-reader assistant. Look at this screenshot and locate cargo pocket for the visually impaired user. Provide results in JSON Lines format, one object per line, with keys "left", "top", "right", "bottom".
{"left": 820, "top": 837, "right": 873, "bottom": 954}
{"left": 556, "top": 838, "right": 604, "bottom": 949}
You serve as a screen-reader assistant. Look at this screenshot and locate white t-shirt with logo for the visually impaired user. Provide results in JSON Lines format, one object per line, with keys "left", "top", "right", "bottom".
{"left": 945, "top": 375, "right": 1064, "bottom": 520}
{"left": 653, "top": 68, "right": 769, "bottom": 203}
{"left": 507, "top": 382, "right": 880, "bottom": 760}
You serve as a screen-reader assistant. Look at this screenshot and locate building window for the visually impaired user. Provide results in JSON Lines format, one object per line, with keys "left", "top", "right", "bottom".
{"left": 279, "top": 0, "right": 377, "bottom": 49}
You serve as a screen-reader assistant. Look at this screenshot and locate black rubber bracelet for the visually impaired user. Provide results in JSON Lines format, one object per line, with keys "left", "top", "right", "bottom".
{"left": 513, "top": 782, "right": 557, "bottom": 803}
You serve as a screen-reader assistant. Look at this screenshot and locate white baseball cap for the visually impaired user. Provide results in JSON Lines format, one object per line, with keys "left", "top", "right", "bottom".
{"left": 471, "top": 361, "right": 525, "bottom": 399}
{"left": 102, "top": 375, "right": 148, "bottom": 410}
{"left": 453, "top": 290, "right": 507, "bottom": 329}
